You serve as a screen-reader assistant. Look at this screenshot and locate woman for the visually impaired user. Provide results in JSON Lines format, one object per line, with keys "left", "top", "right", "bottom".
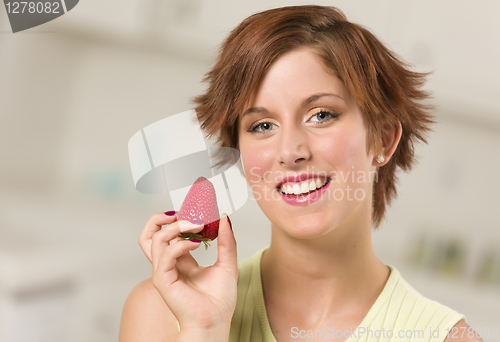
{"left": 120, "top": 6, "right": 482, "bottom": 342}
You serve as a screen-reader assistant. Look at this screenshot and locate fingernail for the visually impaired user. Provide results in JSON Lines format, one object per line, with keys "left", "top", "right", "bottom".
{"left": 164, "top": 211, "right": 177, "bottom": 216}
{"left": 179, "top": 220, "right": 204, "bottom": 233}
{"left": 191, "top": 239, "right": 201, "bottom": 243}
{"left": 221, "top": 213, "right": 232, "bottom": 231}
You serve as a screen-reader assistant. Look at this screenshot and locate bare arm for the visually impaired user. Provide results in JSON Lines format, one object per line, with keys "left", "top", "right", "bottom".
{"left": 119, "top": 278, "right": 178, "bottom": 342}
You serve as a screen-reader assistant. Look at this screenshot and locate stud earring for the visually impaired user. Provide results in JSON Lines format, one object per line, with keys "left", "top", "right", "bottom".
{"left": 376, "top": 155, "right": 385, "bottom": 163}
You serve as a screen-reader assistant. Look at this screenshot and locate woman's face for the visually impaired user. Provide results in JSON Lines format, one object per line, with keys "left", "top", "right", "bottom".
{"left": 237, "top": 47, "right": 378, "bottom": 239}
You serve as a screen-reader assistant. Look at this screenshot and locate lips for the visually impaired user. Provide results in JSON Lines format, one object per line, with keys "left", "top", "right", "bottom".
{"left": 278, "top": 176, "right": 332, "bottom": 205}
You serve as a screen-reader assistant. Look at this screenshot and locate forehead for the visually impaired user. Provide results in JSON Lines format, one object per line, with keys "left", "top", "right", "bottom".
{"left": 247, "top": 47, "right": 347, "bottom": 108}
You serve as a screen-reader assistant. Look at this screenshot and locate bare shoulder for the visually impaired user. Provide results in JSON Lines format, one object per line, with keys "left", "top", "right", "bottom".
{"left": 443, "top": 319, "right": 485, "bottom": 342}
{"left": 119, "top": 278, "right": 179, "bottom": 342}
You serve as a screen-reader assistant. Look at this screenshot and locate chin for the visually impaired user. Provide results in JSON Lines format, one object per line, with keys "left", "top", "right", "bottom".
{"left": 272, "top": 214, "right": 337, "bottom": 240}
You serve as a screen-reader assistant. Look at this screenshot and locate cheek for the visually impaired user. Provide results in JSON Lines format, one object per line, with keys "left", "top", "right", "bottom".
{"left": 241, "top": 142, "right": 275, "bottom": 186}
{"left": 316, "top": 128, "right": 371, "bottom": 195}
{"left": 316, "top": 129, "right": 366, "bottom": 166}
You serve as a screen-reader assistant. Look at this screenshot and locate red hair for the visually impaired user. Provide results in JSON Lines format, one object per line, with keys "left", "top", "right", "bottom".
{"left": 192, "top": 5, "right": 435, "bottom": 229}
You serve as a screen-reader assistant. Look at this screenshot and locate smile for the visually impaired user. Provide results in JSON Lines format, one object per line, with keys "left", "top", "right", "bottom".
{"left": 277, "top": 176, "right": 332, "bottom": 205}
{"left": 278, "top": 177, "right": 331, "bottom": 196}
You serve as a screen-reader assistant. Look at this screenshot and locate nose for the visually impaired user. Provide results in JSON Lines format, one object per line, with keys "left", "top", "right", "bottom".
{"left": 277, "top": 121, "right": 311, "bottom": 166}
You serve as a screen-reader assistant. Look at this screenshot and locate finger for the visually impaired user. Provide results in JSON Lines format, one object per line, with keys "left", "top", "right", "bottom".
{"left": 175, "top": 250, "right": 199, "bottom": 273}
{"left": 155, "top": 240, "right": 202, "bottom": 286}
{"left": 151, "top": 220, "right": 204, "bottom": 269}
{"left": 168, "top": 234, "right": 199, "bottom": 270}
{"left": 214, "top": 214, "right": 237, "bottom": 274}
{"left": 139, "top": 212, "right": 178, "bottom": 262}
{"left": 168, "top": 236, "right": 182, "bottom": 245}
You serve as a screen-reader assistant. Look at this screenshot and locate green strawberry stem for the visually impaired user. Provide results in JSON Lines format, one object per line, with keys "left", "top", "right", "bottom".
{"left": 179, "top": 232, "right": 211, "bottom": 250}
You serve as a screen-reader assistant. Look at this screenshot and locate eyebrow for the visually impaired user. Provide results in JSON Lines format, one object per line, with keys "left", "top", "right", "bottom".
{"left": 241, "top": 93, "right": 343, "bottom": 117}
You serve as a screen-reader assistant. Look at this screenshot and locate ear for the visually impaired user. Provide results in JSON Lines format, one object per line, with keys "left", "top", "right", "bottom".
{"left": 373, "top": 121, "right": 402, "bottom": 166}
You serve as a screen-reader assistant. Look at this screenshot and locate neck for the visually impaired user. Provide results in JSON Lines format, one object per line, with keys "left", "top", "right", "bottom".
{"left": 260, "top": 212, "right": 389, "bottom": 325}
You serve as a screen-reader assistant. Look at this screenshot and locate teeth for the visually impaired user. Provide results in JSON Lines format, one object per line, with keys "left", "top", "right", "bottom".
{"left": 301, "top": 182, "right": 309, "bottom": 193}
{"left": 309, "top": 180, "right": 316, "bottom": 191}
{"left": 279, "top": 178, "right": 328, "bottom": 195}
{"left": 293, "top": 183, "right": 301, "bottom": 195}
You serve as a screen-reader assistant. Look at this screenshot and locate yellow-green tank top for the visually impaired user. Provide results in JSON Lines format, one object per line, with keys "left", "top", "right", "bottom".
{"left": 229, "top": 247, "right": 466, "bottom": 342}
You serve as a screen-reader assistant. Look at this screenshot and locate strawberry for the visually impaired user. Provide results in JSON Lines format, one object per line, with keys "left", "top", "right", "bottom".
{"left": 177, "top": 176, "right": 220, "bottom": 249}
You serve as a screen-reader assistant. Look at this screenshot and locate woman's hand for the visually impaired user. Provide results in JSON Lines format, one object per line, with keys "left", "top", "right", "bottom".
{"left": 138, "top": 212, "right": 238, "bottom": 339}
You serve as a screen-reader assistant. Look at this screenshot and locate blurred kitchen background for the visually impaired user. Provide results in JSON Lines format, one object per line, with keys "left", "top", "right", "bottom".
{"left": 1, "top": 0, "right": 499, "bottom": 341}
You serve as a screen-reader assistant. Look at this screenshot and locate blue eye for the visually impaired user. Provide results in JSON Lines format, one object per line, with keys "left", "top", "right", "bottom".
{"left": 248, "top": 121, "right": 276, "bottom": 134}
{"left": 248, "top": 110, "right": 339, "bottom": 135}
{"left": 309, "top": 110, "right": 339, "bottom": 124}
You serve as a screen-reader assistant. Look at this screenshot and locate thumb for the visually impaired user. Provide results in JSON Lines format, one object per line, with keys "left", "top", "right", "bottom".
{"left": 215, "top": 214, "right": 237, "bottom": 273}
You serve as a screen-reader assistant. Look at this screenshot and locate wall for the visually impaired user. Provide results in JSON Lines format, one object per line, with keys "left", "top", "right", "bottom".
{"left": 0, "top": 0, "right": 499, "bottom": 340}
